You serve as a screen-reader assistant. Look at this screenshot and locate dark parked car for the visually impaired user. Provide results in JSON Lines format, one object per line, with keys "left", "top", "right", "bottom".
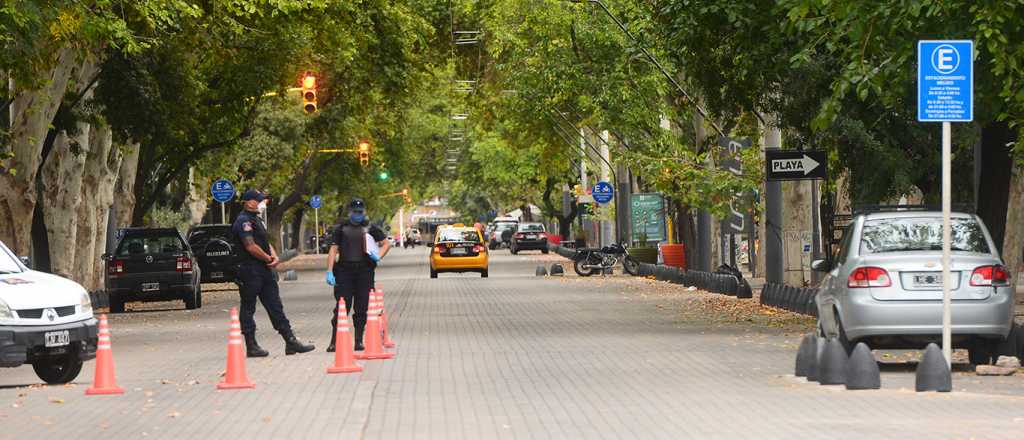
{"left": 187, "top": 224, "right": 238, "bottom": 283}
{"left": 510, "top": 222, "right": 549, "bottom": 254}
{"left": 104, "top": 228, "right": 201, "bottom": 313}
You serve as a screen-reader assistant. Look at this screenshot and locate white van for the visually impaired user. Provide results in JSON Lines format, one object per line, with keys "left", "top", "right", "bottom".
{"left": 0, "top": 240, "right": 98, "bottom": 384}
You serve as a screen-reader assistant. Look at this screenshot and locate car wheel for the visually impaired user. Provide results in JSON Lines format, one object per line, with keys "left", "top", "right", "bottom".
{"left": 32, "top": 354, "right": 84, "bottom": 384}
{"left": 109, "top": 296, "right": 126, "bottom": 314}
{"left": 184, "top": 285, "right": 202, "bottom": 310}
{"left": 836, "top": 316, "right": 854, "bottom": 355}
{"left": 481, "top": 269, "right": 488, "bottom": 278}
{"left": 969, "top": 338, "right": 995, "bottom": 366}
{"left": 430, "top": 268, "right": 438, "bottom": 279}
{"left": 541, "top": 248, "right": 549, "bottom": 254}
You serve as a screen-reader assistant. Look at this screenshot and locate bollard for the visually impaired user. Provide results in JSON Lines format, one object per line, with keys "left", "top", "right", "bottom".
{"left": 844, "top": 342, "right": 881, "bottom": 390}
{"left": 915, "top": 343, "right": 952, "bottom": 392}
{"left": 535, "top": 265, "right": 548, "bottom": 276}
{"left": 795, "top": 333, "right": 816, "bottom": 378}
{"left": 549, "top": 263, "right": 565, "bottom": 276}
{"left": 807, "top": 336, "right": 826, "bottom": 383}
{"left": 283, "top": 270, "right": 298, "bottom": 281}
{"left": 818, "top": 338, "right": 848, "bottom": 385}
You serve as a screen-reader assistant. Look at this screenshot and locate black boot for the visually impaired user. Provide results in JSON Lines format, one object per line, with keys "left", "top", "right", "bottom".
{"left": 282, "top": 330, "right": 315, "bottom": 355}
{"left": 244, "top": 332, "right": 269, "bottom": 358}
{"left": 326, "top": 328, "right": 337, "bottom": 352}
{"left": 353, "top": 327, "right": 365, "bottom": 352}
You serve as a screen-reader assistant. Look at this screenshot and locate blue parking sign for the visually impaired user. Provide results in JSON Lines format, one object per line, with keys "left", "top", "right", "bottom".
{"left": 310, "top": 195, "right": 322, "bottom": 209}
{"left": 917, "top": 40, "right": 973, "bottom": 122}
{"left": 211, "top": 179, "right": 235, "bottom": 203}
{"left": 592, "top": 181, "right": 614, "bottom": 204}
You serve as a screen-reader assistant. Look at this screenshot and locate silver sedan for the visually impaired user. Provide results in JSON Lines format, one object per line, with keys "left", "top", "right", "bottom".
{"left": 813, "top": 210, "right": 1014, "bottom": 364}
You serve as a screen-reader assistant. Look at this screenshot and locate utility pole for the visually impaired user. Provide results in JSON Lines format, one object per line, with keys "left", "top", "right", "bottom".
{"left": 762, "top": 115, "right": 784, "bottom": 284}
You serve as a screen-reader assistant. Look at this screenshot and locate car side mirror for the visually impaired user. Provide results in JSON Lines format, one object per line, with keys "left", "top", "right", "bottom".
{"left": 19, "top": 256, "right": 31, "bottom": 268}
{"left": 810, "top": 259, "right": 830, "bottom": 272}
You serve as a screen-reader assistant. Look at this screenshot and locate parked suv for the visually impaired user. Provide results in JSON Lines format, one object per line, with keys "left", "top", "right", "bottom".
{"left": 510, "top": 222, "right": 550, "bottom": 254}
{"left": 813, "top": 210, "right": 1014, "bottom": 364}
{"left": 187, "top": 224, "right": 238, "bottom": 283}
{"left": 488, "top": 219, "right": 518, "bottom": 250}
{"left": 104, "top": 228, "right": 202, "bottom": 313}
{"left": 0, "top": 240, "right": 98, "bottom": 384}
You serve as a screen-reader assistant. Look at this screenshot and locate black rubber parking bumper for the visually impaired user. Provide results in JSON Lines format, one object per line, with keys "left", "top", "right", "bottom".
{"left": 0, "top": 318, "right": 99, "bottom": 367}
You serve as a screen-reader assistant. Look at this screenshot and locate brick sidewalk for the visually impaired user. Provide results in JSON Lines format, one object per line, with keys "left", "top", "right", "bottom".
{"left": 1, "top": 248, "right": 1023, "bottom": 439}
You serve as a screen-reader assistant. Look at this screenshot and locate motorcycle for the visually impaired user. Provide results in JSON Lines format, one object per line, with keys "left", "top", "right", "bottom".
{"left": 571, "top": 242, "right": 640, "bottom": 277}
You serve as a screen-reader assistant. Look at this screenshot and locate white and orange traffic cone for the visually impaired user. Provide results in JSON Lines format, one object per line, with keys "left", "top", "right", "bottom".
{"left": 217, "top": 307, "right": 255, "bottom": 390}
{"left": 85, "top": 314, "right": 124, "bottom": 395}
{"left": 355, "top": 293, "right": 394, "bottom": 360}
{"left": 327, "top": 299, "right": 363, "bottom": 374}
{"left": 378, "top": 289, "right": 396, "bottom": 349}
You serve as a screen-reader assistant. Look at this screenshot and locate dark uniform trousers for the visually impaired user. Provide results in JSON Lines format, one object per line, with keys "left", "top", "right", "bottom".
{"left": 332, "top": 262, "right": 372, "bottom": 333}
{"left": 237, "top": 261, "right": 291, "bottom": 335}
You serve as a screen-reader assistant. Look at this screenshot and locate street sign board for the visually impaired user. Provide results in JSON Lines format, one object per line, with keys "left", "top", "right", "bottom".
{"left": 310, "top": 195, "right": 322, "bottom": 209}
{"left": 718, "top": 137, "right": 755, "bottom": 234}
{"left": 211, "top": 179, "right": 235, "bottom": 203}
{"left": 592, "top": 181, "right": 614, "bottom": 204}
{"left": 765, "top": 150, "right": 827, "bottom": 181}
{"left": 917, "top": 40, "right": 973, "bottom": 122}
{"left": 630, "top": 193, "right": 666, "bottom": 244}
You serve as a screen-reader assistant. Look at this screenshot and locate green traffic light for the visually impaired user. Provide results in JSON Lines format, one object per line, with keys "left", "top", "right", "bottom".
{"left": 379, "top": 171, "right": 389, "bottom": 181}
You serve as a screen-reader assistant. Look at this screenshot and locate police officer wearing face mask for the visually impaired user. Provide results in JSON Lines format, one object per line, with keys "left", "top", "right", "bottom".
{"left": 325, "top": 198, "right": 391, "bottom": 352}
{"left": 231, "top": 189, "right": 315, "bottom": 357}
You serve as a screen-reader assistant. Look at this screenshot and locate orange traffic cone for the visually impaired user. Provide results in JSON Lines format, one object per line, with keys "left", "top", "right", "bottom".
{"left": 327, "top": 299, "right": 363, "bottom": 374}
{"left": 355, "top": 293, "right": 394, "bottom": 360}
{"left": 217, "top": 307, "right": 255, "bottom": 390}
{"left": 85, "top": 314, "right": 124, "bottom": 395}
{"left": 378, "top": 289, "right": 396, "bottom": 349}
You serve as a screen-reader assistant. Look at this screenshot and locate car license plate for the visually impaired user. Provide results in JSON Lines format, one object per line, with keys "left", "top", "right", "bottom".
{"left": 526, "top": 234, "right": 536, "bottom": 239}
{"left": 45, "top": 330, "right": 70, "bottom": 348}
{"left": 141, "top": 282, "right": 160, "bottom": 291}
{"left": 211, "top": 271, "right": 224, "bottom": 279}
{"left": 450, "top": 247, "right": 467, "bottom": 255}
{"left": 913, "top": 274, "right": 942, "bottom": 288}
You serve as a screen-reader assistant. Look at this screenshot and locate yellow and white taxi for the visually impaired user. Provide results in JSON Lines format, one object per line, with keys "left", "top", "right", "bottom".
{"left": 429, "top": 224, "right": 488, "bottom": 278}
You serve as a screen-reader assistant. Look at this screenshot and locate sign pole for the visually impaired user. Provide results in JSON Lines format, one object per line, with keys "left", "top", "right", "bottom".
{"left": 221, "top": 202, "right": 226, "bottom": 224}
{"left": 941, "top": 121, "right": 953, "bottom": 366}
{"left": 315, "top": 207, "right": 320, "bottom": 255}
{"left": 399, "top": 205, "right": 405, "bottom": 248}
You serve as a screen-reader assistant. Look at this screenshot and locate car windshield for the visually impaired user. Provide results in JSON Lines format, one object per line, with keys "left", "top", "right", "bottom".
{"left": 518, "top": 223, "right": 545, "bottom": 232}
{"left": 0, "top": 242, "right": 24, "bottom": 274}
{"left": 188, "top": 228, "right": 229, "bottom": 247}
{"left": 117, "top": 234, "right": 185, "bottom": 256}
{"left": 438, "top": 229, "right": 481, "bottom": 243}
{"left": 495, "top": 223, "right": 517, "bottom": 231}
{"left": 860, "top": 217, "right": 990, "bottom": 254}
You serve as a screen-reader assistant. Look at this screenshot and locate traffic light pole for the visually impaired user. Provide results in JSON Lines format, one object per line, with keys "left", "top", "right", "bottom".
{"left": 399, "top": 206, "right": 405, "bottom": 249}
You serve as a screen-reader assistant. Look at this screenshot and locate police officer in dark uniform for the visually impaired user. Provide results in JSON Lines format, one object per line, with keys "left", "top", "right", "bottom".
{"left": 231, "top": 189, "right": 314, "bottom": 357}
{"left": 325, "top": 198, "right": 391, "bottom": 352}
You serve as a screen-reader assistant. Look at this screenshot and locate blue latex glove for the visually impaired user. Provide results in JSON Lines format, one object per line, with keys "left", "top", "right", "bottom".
{"left": 368, "top": 251, "right": 381, "bottom": 263}
{"left": 326, "top": 271, "right": 336, "bottom": 286}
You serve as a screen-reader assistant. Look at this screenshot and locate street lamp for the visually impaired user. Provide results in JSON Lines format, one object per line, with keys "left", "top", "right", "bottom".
{"left": 565, "top": 0, "right": 725, "bottom": 137}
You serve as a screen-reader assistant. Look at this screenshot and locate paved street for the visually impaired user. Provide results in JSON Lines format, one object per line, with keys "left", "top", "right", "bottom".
{"left": 2, "top": 248, "right": 1024, "bottom": 439}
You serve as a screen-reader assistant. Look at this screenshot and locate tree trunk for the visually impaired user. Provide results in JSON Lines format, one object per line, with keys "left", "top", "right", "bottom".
{"left": 977, "top": 122, "right": 1015, "bottom": 253}
{"left": 675, "top": 202, "right": 697, "bottom": 268}
{"left": 1002, "top": 161, "right": 1024, "bottom": 316}
{"left": 290, "top": 208, "right": 305, "bottom": 251}
{"left": 41, "top": 123, "right": 91, "bottom": 278}
{"left": 184, "top": 167, "right": 208, "bottom": 225}
{"left": 113, "top": 142, "right": 141, "bottom": 228}
{"left": 782, "top": 180, "right": 813, "bottom": 286}
{"left": 76, "top": 125, "right": 120, "bottom": 291}
{"left": 0, "top": 47, "right": 78, "bottom": 255}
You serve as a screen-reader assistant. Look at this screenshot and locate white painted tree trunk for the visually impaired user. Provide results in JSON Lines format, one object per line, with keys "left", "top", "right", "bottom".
{"left": 1001, "top": 162, "right": 1024, "bottom": 316}
{"left": 185, "top": 167, "right": 209, "bottom": 225}
{"left": 41, "top": 123, "right": 91, "bottom": 278}
{"left": 112, "top": 142, "right": 141, "bottom": 229}
{"left": 0, "top": 47, "right": 78, "bottom": 255}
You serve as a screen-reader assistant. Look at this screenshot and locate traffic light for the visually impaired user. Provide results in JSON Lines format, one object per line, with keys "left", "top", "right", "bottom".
{"left": 378, "top": 171, "right": 389, "bottom": 181}
{"left": 301, "top": 72, "right": 317, "bottom": 114}
{"left": 358, "top": 140, "right": 371, "bottom": 166}
{"left": 402, "top": 188, "right": 411, "bottom": 204}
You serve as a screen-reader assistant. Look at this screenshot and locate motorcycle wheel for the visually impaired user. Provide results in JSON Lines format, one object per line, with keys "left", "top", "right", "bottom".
{"left": 622, "top": 256, "right": 640, "bottom": 276}
{"left": 573, "top": 258, "right": 596, "bottom": 277}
